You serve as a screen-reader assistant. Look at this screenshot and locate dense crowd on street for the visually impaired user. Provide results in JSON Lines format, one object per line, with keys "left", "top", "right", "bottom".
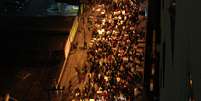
{"left": 73, "top": 0, "right": 147, "bottom": 100}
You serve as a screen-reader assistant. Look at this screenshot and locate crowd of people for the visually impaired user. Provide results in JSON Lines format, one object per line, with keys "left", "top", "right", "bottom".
{"left": 73, "top": 0, "right": 147, "bottom": 100}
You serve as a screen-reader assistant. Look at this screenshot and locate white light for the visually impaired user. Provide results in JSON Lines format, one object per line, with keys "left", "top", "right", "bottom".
{"left": 115, "top": 25, "right": 118, "bottom": 28}
{"left": 121, "top": 20, "right": 124, "bottom": 25}
{"left": 98, "top": 29, "right": 105, "bottom": 35}
{"left": 102, "top": 19, "right": 106, "bottom": 22}
{"left": 122, "top": 10, "right": 125, "bottom": 15}
{"left": 134, "top": 88, "right": 138, "bottom": 96}
{"left": 90, "top": 99, "right": 95, "bottom": 101}
{"left": 122, "top": 26, "right": 125, "bottom": 29}
{"left": 190, "top": 79, "right": 193, "bottom": 86}
{"left": 151, "top": 66, "right": 155, "bottom": 75}
{"left": 96, "top": 8, "right": 101, "bottom": 12}
{"left": 98, "top": 73, "right": 101, "bottom": 79}
{"left": 124, "top": 16, "right": 127, "bottom": 20}
{"left": 112, "top": 30, "right": 115, "bottom": 34}
{"left": 106, "top": 31, "right": 110, "bottom": 34}
{"left": 72, "top": 6, "right": 78, "bottom": 9}
{"left": 118, "top": 15, "right": 122, "bottom": 20}
{"left": 97, "top": 90, "right": 102, "bottom": 94}
{"left": 101, "top": 29, "right": 105, "bottom": 32}
{"left": 104, "top": 76, "right": 108, "bottom": 81}
{"left": 101, "top": 10, "right": 105, "bottom": 14}
{"left": 150, "top": 80, "right": 154, "bottom": 91}
{"left": 117, "top": 77, "right": 120, "bottom": 82}
{"left": 114, "top": 11, "right": 121, "bottom": 15}
{"left": 108, "top": 19, "right": 112, "bottom": 23}
{"left": 97, "top": 30, "right": 102, "bottom": 34}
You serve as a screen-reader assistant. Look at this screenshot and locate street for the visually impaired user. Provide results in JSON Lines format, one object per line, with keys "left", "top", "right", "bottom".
{"left": 58, "top": 0, "right": 147, "bottom": 100}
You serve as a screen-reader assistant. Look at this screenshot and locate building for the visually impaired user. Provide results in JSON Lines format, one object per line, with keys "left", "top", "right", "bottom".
{"left": 159, "top": 0, "right": 201, "bottom": 101}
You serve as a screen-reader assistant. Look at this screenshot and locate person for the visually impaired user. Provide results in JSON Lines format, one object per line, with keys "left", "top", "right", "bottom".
{"left": 75, "top": 0, "right": 147, "bottom": 99}
{"left": 72, "top": 42, "right": 78, "bottom": 50}
{"left": 84, "top": 41, "right": 87, "bottom": 49}
{"left": 68, "top": 80, "right": 72, "bottom": 93}
{"left": 75, "top": 66, "right": 82, "bottom": 83}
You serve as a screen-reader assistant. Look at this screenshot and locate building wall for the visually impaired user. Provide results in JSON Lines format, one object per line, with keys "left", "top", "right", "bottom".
{"left": 188, "top": 0, "right": 201, "bottom": 100}
{"left": 160, "top": 0, "right": 201, "bottom": 100}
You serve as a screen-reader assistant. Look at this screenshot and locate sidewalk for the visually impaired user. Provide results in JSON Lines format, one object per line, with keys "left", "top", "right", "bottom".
{"left": 57, "top": 6, "right": 93, "bottom": 101}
